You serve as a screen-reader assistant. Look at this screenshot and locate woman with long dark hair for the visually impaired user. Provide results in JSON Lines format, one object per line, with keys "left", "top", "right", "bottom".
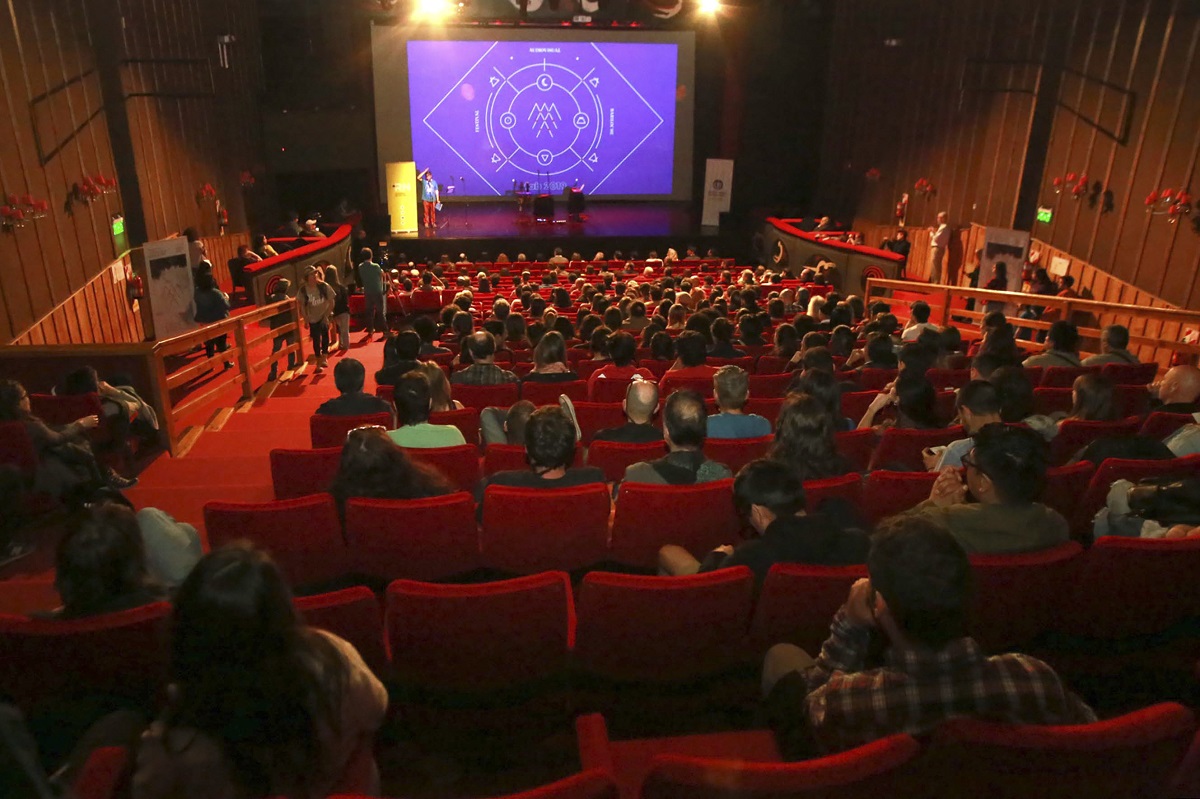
{"left": 329, "top": 425, "right": 454, "bottom": 517}
{"left": 768, "top": 393, "right": 853, "bottom": 482}
{"left": 522, "top": 331, "right": 579, "bottom": 384}
{"left": 858, "top": 371, "right": 942, "bottom": 431}
{"left": 1064, "top": 373, "right": 1117, "bottom": 424}
{"left": 132, "top": 543, "right": 388, "bottom": 799}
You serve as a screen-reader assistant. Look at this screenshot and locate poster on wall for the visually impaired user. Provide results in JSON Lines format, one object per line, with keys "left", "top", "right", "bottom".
{"left": 981, "top": 227, "right": 1031, "bottom": 314}
{"left": 701, "top": 158, "right": 734, "bottom": 228}
{"left": 386, "top": 161, "right": 418, "bottom": 234}
{"left": 141, "top": 238, "right": 197, "bottom": 341}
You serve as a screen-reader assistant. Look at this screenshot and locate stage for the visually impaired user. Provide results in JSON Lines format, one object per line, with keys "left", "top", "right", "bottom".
{"left": 384, "top": 200, "right": 733, "bottom": 265}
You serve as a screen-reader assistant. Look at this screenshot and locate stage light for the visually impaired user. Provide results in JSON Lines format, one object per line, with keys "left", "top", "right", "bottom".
{"left": 413, "top": 0, "right": 453, "bottom": 20}
{"left": 697, "top": 0, "right": 720, "bottom": 14}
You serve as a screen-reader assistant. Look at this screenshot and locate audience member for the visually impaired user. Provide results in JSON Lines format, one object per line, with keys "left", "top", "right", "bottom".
{"left": 659, "top": 331, "right": 719, "bottom": 394}
{"left": 389, "top": 371, "right": 466, "bottom": 448}
{"left": 1023, "top": 321, "right": 1082, "bottom": 368}
{"left": 132, "top": 543, "right": 388, "bottom": 799}
{"left": 412, "top": 316, "right": 449, "bottom": 356}
{"left": 859, "top": 371, "right": 940, "bottom": 431}
{"left": 298, "top": 265, "right": 335, "bottom": 369}
{"left": 708, "top": 366, "right": 771, "bottom": 439}
{"left": 761, "top": 514, "right": 1094, "bottom": 757}
{"left": 924, "top": 380, "right": 1002, "bottom": 470}
{"left": 357, "top": 248, "right": 388, "bottom": 339}
{"left": 417, "top": 362, "right": 462, "bottom": 412}
{"left": 592, "top": 379, "right": 663, "bottom": 443}
{"left": 450, "top": 332, "right": 519, "bottom": 385}
{"left": 522, "top": 331, "right": 579, "bottom": 384}
{"left": 1082, "top": 324, "right": 1140, "bottom": 367}
{"left": 588, "top": 331, "right": 653, "bottom": 399}
{"left": 621, "top": 390, "right": 731, "bottom": 485}
{"left": 900, "top": 301, "right": 938, "bottom": 342}
{"left": 709, "top": 317, "right": 746, "bottom": 358}
{"left": 375, "top": 331, "right": 423, "bottom": 387}
{"left": 1150, "top": 365, "right": 1200, "bottom": 414}
{"left": 1061, "top": 373, "right": 1116, "bottom": 426}
{"left": 769, "top": 393, "right": 852, "bottom": 481}
{"left": 475, "top": 407, "right": 605, "bottom": 505}
{"left": 316, "top": 359, "right": 392, "bottom": 418}
{"left": 903, "top": 424, "right": 1068, "bottom": 554}
{"left": 990, "top": 366, "right": 1057, "bottom": 440}
{"left": 266, "top": 278, "right": 298, "bottom": 382}
{"left": 658, "top": 459, "right": 867, "bottom": 580}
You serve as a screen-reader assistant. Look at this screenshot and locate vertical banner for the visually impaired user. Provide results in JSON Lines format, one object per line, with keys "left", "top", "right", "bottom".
{"left": 981, "top": 227, "right": 1031, "bottom": 315}
{"left": 136, "top": 238, "right": 197, "bottom": 341}
{"left": 701, "top": 158, "right": 734, "bottom": 228}
{"left": 386, "top": 161, "right": 418, "bottom": 234}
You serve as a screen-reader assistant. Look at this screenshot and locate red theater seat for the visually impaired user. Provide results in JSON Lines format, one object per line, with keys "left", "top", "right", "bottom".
{"left": 590, "top": 376, "right": 638, "bottom": 403}
{"left": 857, "top": 368, "right": 896, "bottom": 391}
{"left": 574, "top": 402, "right": 627, "bottom": 444}
{"left": 0, "top": 420, "right": 39, "bottom": 482}
{"left": 1039, "top": 366, "right": 1096, "bottom": 387}
{"left": 586, "top": 439, "right": 665, "bottom": 483}
{"left": 309, "top": 412, "right": 393, "bottom": 449}
{"left": 1100, "top": 362, "right": 1158, "bottom": 385}
{"left": 868, "top": 427, "right": 963, "bottom": 472}
{"left": 1040, "top": 461, "right": 1094, "bottom": 521}
{"left": 862, "top": 471, "right": 938, "bottom": 525}
{"left": 402, "top": 444, "right": 482, "bottom": 493}
{"left": 429, "top": 407, "right": 480, "bottom": 445}
{"left": 1033, "top": 387, "right": 1074, "bottom": 416}
{"left": 73, "top": 746, "right": 129, "bottom": 799}
{"left": 344, "top": 493, "right": 479, "bottom": 582}
{"left": 523, "top": 380, "right": 589, "bottom": 405}
{"left": 835, "top": 428, "right": 875, "bottom": 472}
{"left": 1070, "top": 455, "right": 1200, "bottom": 539}
{"left": 294, "top": 586, "right": 387, "bottom": 675}
{"left": 921, "top": 703, "right": 1195, "bottom": 799}
{"left": 743, "top": 396, "right": 785, "bottom": 425}
{"left": 1140, "top": 411, "right": 1194, "bottom": 440}
{"left": 748, "top": 371, "right": 793, "bottom": 398}
{"left": 754, "top": 355, "right": 790, "bottom": 374}
{"left": 484, "top": 442, "right": 581, "bottom": 475}
{"left": 749, "top": 563, "right": 867, "bottom": 654}
{"left": 804, "top": 473, "right": 863, "bottom": 510}
{"left": 610, "top": 480, "right": 741, "bottom": 569}
{"left": 968, "top": 542, "right": 1084, "bottom": 653}
{"left": 1049, "top": 418, "right": 1139, "bottom": 466}
{"left": 204, "top": 494, "right": 347, "bottom": 587}
{"left": 925, "top": 368, "right": 971, "bottom": 389}
{"left": 703, "top": 435, "right": 772, "bottom": 475}
{"left": 481, "top": 484, "right": 611, "bottom": 573}
{"left": 575, "top": 568, "right": 755, "bottom": 683}
{"left": 270, "top": 446, "right": 341, "bottom": 500}
{"left": 839, "top": 391, "right": 877, "bottom": 424}
{"left": 452, "top": 382, "right": 520, "bottom": 411}
{"left": 708, "top": 356, "right": 755, "bottom": 373}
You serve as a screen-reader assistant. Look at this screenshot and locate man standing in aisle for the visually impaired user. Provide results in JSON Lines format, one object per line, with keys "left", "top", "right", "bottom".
{"left": 357, "top": 247, "right": 387, "bottom": 341}
{"left": 929, "top": 211, "right": 951, "bottom": 284}
{"left": 419, "top": 168, "right": 440, "bottom": 230}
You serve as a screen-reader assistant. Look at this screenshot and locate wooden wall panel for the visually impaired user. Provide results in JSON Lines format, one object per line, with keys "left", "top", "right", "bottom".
{"left": 822, "top": 0, "right": 1200, "bottom": 310}
{"left": 11, "top": 252, "right": 143, "bottom": 345}
{"left": 0, "top": 0, "right": 262, "bottom": 346}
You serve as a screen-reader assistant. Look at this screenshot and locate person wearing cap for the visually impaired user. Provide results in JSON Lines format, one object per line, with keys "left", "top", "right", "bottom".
{"left": 266, "top": 278, "right": 297, "bottom": 382}
{"left": 301, "top": 219, "right": 326, "bottom": 238}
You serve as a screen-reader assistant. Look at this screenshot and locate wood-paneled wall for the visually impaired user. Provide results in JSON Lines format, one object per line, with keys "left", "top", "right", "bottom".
{"left": 819, "top": 0, "right": 1200, "bottom": 309}
{"left": 0, "top": 0, "right": 263, "bottom": 346}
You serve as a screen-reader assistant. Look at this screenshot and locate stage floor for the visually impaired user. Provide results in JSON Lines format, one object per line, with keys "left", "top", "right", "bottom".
{"left": 391, "top": 200, "right": 700, "bottom": 241}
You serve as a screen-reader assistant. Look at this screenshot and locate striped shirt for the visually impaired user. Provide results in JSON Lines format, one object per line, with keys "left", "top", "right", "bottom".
{"left": 802, "top": 608, "right": 1096, "bottom": 752}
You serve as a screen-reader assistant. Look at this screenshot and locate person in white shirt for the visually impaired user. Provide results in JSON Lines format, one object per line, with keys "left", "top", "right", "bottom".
{"left": 901, "top": 300, "right": 941, "bottom": 342}
{"left": 929, "top": 211, "right": 951, "bottom": 284}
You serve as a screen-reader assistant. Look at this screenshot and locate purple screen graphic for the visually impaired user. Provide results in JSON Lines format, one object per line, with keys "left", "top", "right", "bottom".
{"left": 408, "top": 40, "right": 678, "bottom": 197}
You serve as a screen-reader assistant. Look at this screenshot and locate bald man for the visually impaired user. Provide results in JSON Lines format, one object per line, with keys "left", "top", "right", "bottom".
{"left": 1152, "top": 365, "right": 1200, "bottom": 414}
{"left": 593, "top": 379, "right": 662, "bottom": 444}
{"left": 620, "top": 390, "right": 732, "bottom": 486}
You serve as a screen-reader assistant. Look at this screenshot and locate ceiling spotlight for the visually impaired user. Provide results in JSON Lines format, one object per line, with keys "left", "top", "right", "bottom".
{"left": 414, "top": 0, "right": 453, "bottom": 20}
{"left": 379, "top": 0, "right": 396, "bottom": 9}
{"left": 698, "top": 0, "right": 720, "bottom": 14}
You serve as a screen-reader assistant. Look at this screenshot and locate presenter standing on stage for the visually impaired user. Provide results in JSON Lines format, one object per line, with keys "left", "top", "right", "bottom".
{"left": 928, "top": 211, "right": 950, "bottom": 284}
{"left": 419, "top": 168, "right": 440, "bottom": 230}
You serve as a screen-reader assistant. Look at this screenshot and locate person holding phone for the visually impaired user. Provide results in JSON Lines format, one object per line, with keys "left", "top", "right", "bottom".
{"left": 922, "top": 380, "right": 1003, "bottom": 471}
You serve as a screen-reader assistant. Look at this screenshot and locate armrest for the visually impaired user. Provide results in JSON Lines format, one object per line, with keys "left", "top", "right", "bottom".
{"left": 575, "top": 713, "right": 616, "bottom": 774}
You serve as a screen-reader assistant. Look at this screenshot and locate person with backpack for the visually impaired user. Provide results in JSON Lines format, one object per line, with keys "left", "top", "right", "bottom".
{"left": 298, "top": 265, "right": 334, "bottom": 369}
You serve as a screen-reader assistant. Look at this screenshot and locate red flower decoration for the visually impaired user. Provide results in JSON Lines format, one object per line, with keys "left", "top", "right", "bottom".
{"left": 1052, "top": 177, "right": 1063, "bottom": 187}
{"left": 1146, "top": 191, "right": 1159, "bottom": 205}
{"left": 1161, "top": 188, "right": 1174, "bottom": 201}
{"left": 1066, "top": 172, "right": 1077, "bottom": 183}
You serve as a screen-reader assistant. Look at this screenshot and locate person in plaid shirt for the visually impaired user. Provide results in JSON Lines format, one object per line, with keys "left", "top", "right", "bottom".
{"left": 762, "top": 515, "right": 1095, "bottom": 757}
{"left": 449, "top": 332, "right": 518, "bottom": 386}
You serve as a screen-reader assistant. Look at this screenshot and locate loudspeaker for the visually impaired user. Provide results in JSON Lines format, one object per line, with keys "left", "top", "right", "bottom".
{"left": 533, "top": 194, "right": 554, "bottom": 219}
{"left": 567, "top": 189, "right": 585, "bottom": 216}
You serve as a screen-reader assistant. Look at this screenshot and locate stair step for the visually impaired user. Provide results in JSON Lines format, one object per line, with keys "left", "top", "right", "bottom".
{"left": 137, "top": 455, "right": 270, "bottom": 488}
{"left": 186, "top": 428, "right": 312, "bottom": 458}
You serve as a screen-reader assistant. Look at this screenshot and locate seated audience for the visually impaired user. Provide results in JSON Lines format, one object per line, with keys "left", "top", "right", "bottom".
{"left": 62, "top": 366, "right": 158, "bottom": 454}
{"left": 761, "top": 514, "right": 1095, "bottom": 757}
{"left": 587, "top": 331, "right": 653, "bottom": 399}
{"left": 903, "top": 424, "right": 1068, "bottom": 554}
{"left": 475, "top": 407, "right": 605, "bottom": 505}
{"left": 374, "top": 331, "right": 423, "bottom": 387}
{"left": 658, "top": 458, "right": 867, "bottom": 580}
{"left": 1061, "top": 373, "right": 1117, "bottom": 427}
{"left": 592, "top": 379, "right": 663, "bottom": 444}
{"left": 708, "top": 366, "right": 772, "bottom": 439}
{"left": 976, "top": 321, "right": 1024, "bottom": 366}
{"left": 388, "top": 371, "right": 466, "bottom": 448}
{"left": 1082, "top": 324, "right": 1140, "bottom": 366}
{"left": 990, "top": 366, "right": 1057, "bottom": 440}
{"left": 478, "top": 399, "right": 535, "bottom": 447}
{"left": 900, "top": 300, "right": 939, "bottom": 341}
{"left": 769, "top": 393, "right": 853, "bottom": 481}
{"left": 1150, "top": 364, "right": 1200, "bottom": 414}
{"left": 858, "top": 371, "right": 941, "bottom": 431}
{"left": 449, "top": 332, "right": 519, "bottom": 385}
{"left": 417, "top": 361, "right": 463, "bottom": 412}
{"left": 132, "top": 543, "right": 388, "bottom": 799}
{"left": 412, "top": 316, "right": 449, "bottom": 357}
{"left": 660, "top": 331, "right": 719, "bottom": 394}
{"left": 316, "top": 359, "right": 392, "bottom": 418}
{"left": 924, "top": 380, "right": 1003, "bottom": 470}
{"left": 708, "top": 317, "right": 746, "bottom": 359}
{"left": 330, "top": 427, "right": 453, "bottom": 518}
{"left": 1022, "top": 320, "right": 1082, "bottom": 368}
{"left": 521, "top": 331, "right": 579, "bottom": 384}
{"left": 621, "top": 390, "right": 731, "bottom": 486}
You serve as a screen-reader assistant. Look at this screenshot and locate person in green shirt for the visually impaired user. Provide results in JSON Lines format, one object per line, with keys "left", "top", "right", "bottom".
{"left": 388, "top": 371, "right": 466, "bottom": 449}
{"left": 357, "top": 247, "right": 388, "bottom": 339}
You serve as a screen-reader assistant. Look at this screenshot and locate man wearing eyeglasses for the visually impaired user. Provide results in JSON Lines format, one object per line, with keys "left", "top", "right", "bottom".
{"left": 907, "top": 423, "right": 1068, "bottom": 555}
{"left": 760, "top": 515, "right": 1094, "bottom": 757}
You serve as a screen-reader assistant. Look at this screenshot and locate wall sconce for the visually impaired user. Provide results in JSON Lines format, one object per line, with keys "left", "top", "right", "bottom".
{"left": 1145, "top": 188, "right": 1193, "bottom": 223}
{"left": 90, "top": 174, "right": 117, "bottom": 195}
{"left": 196, "top": 183, "right": 217, "bottom": 204}
{"left": 239, "top": 170, "right": 256, "bottom": 189}
{"left": 1051, "top": 172, "right": 1089, "bottom": 199}
{"left": 914, "top": 177, "right": 935, "bottom": 198}
{"left": 2, "top": 193, "right": 49, "bottom": 230}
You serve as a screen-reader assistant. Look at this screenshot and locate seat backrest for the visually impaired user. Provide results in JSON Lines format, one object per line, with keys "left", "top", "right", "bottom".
{"left": 708, "top": 356, "right": 755, "bottom": 372}
{"left": 586, "top": 439, "right": 666, "bottom": 483}
{"left": 484, "top": 443, "right": 582, "bottom": 476}
{"left": 385, "top": 571, "right": 574, "bottom": 691}
{"left": 754, "top": 355, "right": 790, "bottom": 375}
{"left": 862, "top": 471, "right": 939, "bottom": 525}
{"left": 703, "top": 435, "right": 773, "bottom": 475}
{"left": 590, "top": 376, "right": 635, "bottom": 403}
{"left": 1071, "top": 454, "right": 1200, "bottom": 538}
{"left": 748, "top": 372, "right": 792, "bottom": 396}
{"left": 269, "top": 446, "right": 342, "bottom": 500}
{"left": 610, "top": 479, "right": 741, "bottom": 570}
{"left": 576, "top": 568, "right": 755, "bottom": 682}
{"left": 522, "top": 380, "right": 589, "bottom": 405}
{"left": 641, "top": 734, "right": 921, "bottom": 799}
{"left": 1032, "top": 387, "right": 1074, "bottom": 416}
{"left": 0, "top": 602, "right": 170, "bottom": 713}
{"left": 401, "top": 444, "right": 482, "bottom": 492}
{"left": 481, "top": 484, "right": 611, "bottom": 572}
{"left": 429, "top": 407, "right": 480, "bottom": 445}
{"left": 743, "top": 397, "right": 785, "bottom": 426}
{"left": 1139, "top": 412, "right": 1194, "bottom": 440}
{"left": 922, "top": 703, "right": 1195, "bottom": 799}
{"left": 294, "top": 586, "right": 387, "bottom": 675}
{"left": 29, "top": 392, "right": 103, "bottom": 426}
{"left": 1111, "top": 384, "right": 1151, "bottom": 418}
{"left": 1058, "top": 536, "right": 1200, "bottom": 638}
{"left": 749, "top": 562, "right": 868, "bottom": 654}
{"left": 839, "top": 391, "right": 878, "bottom": 425}
{"left": 1100, "top": 362, "right": 1158, "bottom": 385}
{"left": 868, "top": 427, "right": 963, "bottom": 472}
{"left": 659, "top": 376, "right": 716, "bottom": 397}
{"left": 835, "top": 428, "right": 875, "bottom": 472}
{"left": 452, "top": 382, "right": 520, "bottom": 411}
{"left": 73, "top": 746, "right": 130, "bottom": 799}
{"left": 925, "top": 368, "right": 971, "bottom": 389}
{"left": 0, "top": 420, "right": 38, "bottom": 482}
{"left": 1039, "top": 461, "right": 1094, "bottom": 522}
{"left": 573, "top": 402, "right": 627, "bottom": 444}
{"left": 857, "top": 368, "right": 896, "bottom": 391}
{"left": 1039, "top": 366, "right": 1099, "bottom": 387}
{"left": 309, "top": 412, "right": 393, "bottom": 449}
{"left": 968, "top": 542, "right": 1084, "bottom": 652}
{"left": 203, "top": 494, "right": 348, "bottom": 587}
{"left": 344, "top": 493, "right": 479, "bottom": 582}
{"left": 804, "top": 473, "right": 863, "bottom": 510}
{"left": 1049, "top": 418, "right": 1140, "bottom": 466}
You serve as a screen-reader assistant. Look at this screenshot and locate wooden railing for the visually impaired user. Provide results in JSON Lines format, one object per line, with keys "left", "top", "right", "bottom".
{"left": 865, "top": 278, "right": 1200, "bottom": 370}
{"left": 150, "top": 298, "right": 305, "bottom": 453}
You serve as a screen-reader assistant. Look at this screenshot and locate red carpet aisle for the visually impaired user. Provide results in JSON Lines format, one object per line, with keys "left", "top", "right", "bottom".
{"left": 125, "top": 333, "right": 393, "bottom": 546}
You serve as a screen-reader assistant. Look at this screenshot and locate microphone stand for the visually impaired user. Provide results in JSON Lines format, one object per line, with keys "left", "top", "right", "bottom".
{"left": 460, "top": 176, "right": 470, "bottom": 229}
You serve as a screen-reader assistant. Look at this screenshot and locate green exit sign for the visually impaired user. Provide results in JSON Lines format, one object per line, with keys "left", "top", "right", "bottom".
{"left": 111, "top": 215, "right": 125, "bottom": 237}
{"left": 1036, "top": 207, "right": 1053, "bottom": 224}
